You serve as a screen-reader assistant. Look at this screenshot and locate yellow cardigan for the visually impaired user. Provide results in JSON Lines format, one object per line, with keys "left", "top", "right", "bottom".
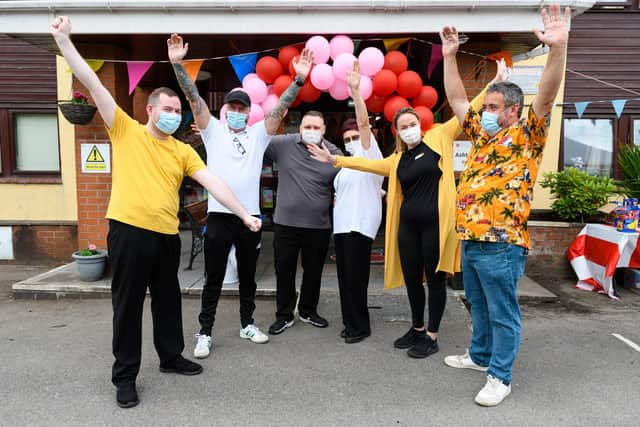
{"left": 335, "top": 90, "right": 485, "bottom": 289}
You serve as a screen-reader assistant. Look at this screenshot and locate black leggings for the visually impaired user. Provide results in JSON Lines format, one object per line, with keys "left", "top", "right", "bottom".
{"left": 397, "top": 219, "right": 446, "bottom": 333}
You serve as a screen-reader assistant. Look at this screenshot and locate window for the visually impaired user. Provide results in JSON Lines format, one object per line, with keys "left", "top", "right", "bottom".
{"left": 563, "top": 119, "right": 614, "bottom": 176}
{"left": 634, "top": 119, "right": 640, "bottom": 146}
{"left": 0, "top": 109, "right": 60, "bottom": 178}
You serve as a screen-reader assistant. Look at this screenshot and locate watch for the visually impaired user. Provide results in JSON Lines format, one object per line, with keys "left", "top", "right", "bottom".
{"left": 294, "top": 76, "right": 305, "bottom": 87}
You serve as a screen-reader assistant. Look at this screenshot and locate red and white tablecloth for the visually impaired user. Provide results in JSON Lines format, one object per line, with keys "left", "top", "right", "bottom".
{"left": 567, "top": 223, "right": 640, "bottom": 298}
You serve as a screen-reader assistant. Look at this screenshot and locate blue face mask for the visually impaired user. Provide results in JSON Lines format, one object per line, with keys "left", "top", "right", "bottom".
{"left": 155, "top": 112, "right": 181, "bottom": 135}
{"left": 481, "top": 111, "right": 501, "bottom": 136}
{"left": 227, "top": 111, "right": 248, "bottom": 130}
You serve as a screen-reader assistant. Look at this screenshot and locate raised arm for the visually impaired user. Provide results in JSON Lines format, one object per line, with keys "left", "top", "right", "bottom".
{"left": 347, "top": 61, "right": 371, "bottom": 149}
{"left": 264, "top": 49, "right": 313, "bottom": 135}
{"left": 441, "top": 26, "right": 469, "bottom": 125}
{"left": 307, "top": 142, "right": 393, "bottom": 177}
{"left": 168, "top": 34, "right": 212, "bottom": 130}
{"left": 191, "top": 169, "right": 261, "bottom": 232}
{"left": 531, "top": 5, "right": 570, "bottom": 117}
{"left": 51, "top": 16, "right": 117, "bottom": 128}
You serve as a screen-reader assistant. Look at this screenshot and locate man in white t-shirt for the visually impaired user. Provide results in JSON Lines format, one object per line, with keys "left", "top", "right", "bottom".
{"left": 168, "top": 34, "right": 312, "bottom": 358}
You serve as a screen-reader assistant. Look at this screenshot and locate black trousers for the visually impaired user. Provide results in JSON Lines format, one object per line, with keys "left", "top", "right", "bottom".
{"left": 397, "top": 219, "right": 447, "bottom": 333}
{"left": 335, "top": 232, "right": 373, "bottom": 336}
{"left": 108, "top": 220, "right": 184, "bottom": 387}
{"left": 199, "top": 213, "right": 261, "bottom": 334}
{"left": 273, "top": 224, "right": 331, "bottom": 321}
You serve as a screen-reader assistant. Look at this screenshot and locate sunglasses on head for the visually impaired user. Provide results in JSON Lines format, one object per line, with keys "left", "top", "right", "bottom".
{"left": 343, "top": 134, "right": 360, "bottom": 143}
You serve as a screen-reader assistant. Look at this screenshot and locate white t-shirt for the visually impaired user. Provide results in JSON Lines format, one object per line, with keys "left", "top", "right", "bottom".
{"left": 200, "top": 117, "right": 270, "bottom": 215}
{"left": 333, "top": 136, "right": 384, "bottom": 239}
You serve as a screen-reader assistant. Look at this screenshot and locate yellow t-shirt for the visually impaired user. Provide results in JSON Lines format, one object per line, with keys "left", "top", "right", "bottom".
{"left": 106, "top": 107, "right": 206, "bottom": 234}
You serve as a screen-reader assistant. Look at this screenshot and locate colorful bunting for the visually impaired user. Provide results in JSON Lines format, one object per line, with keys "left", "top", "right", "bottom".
{"left": 66, "top": 59, "right": 104, "bottom": 74}
{"left": 383, "top": 38, "right": 409, "bottom": 52}
{"left": 574, "top": 101, "right": 590, "bottom": 119}
{"left": 126, "top": 61, "right": 153, "bottom": 95}
{"left": 228, "top": 53, "right": 258, "bottom": 83}
{"left": 427, "top": 44, "right": 443, "bottom": 79}
{"left": 183, "top": 60, "right": 204, "bottom": 83}
{"left": 611, "top": 99, "right": 627, "bottom": 119}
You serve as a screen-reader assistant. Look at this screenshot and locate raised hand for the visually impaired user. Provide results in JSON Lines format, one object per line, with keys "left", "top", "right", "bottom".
{"left": 533, "top": 5, "right": 571, "bottom": 49}
{"left": 51, "top": 16, "right": 72, "bottom": 39}
{"left": 292, "top": 48, "right": 313, "bottom": 80}
{"left": 347, "top": 61, "right": 361, "bottom": 92}
{"left": 492, "top": 59, "right": 509, "bottom": 84}
{"left": 439, "top": 26, "right": 460, "bottom": 57}
{"left": 167, "top": 33, "right": 189, "bottom": 63}
{"left": 244, "top": 215, "right": 262, "bottom": 232}
{"left": 307, "top": 142, "right": 336, "bottom": 165}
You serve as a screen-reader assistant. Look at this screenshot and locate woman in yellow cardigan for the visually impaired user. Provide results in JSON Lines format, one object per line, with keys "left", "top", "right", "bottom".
{"left": 307, "top": 62, "right": 506, "bottom": 358}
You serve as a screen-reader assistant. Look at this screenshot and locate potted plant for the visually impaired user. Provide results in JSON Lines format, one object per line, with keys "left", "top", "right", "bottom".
{"left": 58, "top": 90, "right": 97, "bottom": 125}
{"left": 72, "top": 243, "right": 108, "bottom": 281}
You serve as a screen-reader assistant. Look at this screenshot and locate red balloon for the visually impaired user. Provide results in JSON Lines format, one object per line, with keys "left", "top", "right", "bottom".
{"left": 372, "top": 69, "right": 398, "bottom": 97}
{"left": 273, "top": 75, "right": 293, "bottom": 96}
{"left": 397, "top": 71, "right": 423, "bottom": 99}
{"left": 298, "top": 79, "right": 321, "bottom": 103}
{"left": 412, "top": 85, "right": 439, "bottom": 109}
{"left": 384, "top": 95, "right": 410, "bottom": 122}
{"left": 278, "top": 46, "right": 300, "bottom": 70}
{"left": 365, "top": 94, "right": 387, "bottom": 114}
{"left": 256, "top": 56, "right": 283, "bottom": 84}
{"left": 291, "top": 97, "right": 302, "bottom": 108}
{"left": 414, "top": 106, "right": 434, "bottom": 131}
{"left": 383, "top": 51, "right": 408, "bottom": 75}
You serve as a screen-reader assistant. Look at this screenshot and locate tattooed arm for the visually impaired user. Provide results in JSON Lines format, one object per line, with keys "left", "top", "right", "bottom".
{"left": 264, "top": 48, "right": 313, "bottom": 135}
{"left": 167, "top": 33, "right": 212, "bottom": 130}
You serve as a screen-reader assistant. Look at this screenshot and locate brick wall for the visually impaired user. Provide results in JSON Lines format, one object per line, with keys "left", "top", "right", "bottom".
{"left": 527, "top": 221, "right": 583, "bottom": 279}
{"left": 11, "top": 224, "right": 77, "bottom": 263}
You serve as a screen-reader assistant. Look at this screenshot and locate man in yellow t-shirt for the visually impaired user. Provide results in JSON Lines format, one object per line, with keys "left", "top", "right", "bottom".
{"left": 52, "top": 16, "right": 260, "bottom": 409}
{"left": 440, "top": 5, "right": 570, "bottom": 407}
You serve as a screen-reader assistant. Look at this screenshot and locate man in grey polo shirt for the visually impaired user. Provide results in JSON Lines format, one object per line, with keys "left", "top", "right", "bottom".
{"left": 266, "top": 111, "right": 343, "bottom": 334}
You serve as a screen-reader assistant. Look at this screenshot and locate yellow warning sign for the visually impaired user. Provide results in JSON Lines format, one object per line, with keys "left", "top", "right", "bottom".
{"left": 81, "top": 144, "right": 110, "bottom": 173}
{"left": 86, "top": 145, "right": 105, "bottom": 163}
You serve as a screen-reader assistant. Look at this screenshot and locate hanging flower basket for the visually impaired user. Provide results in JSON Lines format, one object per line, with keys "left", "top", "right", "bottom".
{"left": 58, "top": 90, "right": 97, "bottom": 125}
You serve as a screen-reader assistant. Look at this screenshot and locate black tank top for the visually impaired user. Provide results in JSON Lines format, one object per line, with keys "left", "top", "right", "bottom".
{"left": 397, "top": 143, "right": 441, "bottom": 224}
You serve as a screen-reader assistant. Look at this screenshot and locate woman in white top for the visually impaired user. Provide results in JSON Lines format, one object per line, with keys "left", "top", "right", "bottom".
{"left": 333, "top": 62, "right": 384, "bottom": 343}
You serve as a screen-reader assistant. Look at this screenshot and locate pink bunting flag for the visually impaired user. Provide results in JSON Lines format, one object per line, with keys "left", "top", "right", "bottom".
{"left": 127, "top": 61, "right": 154, "bottom": 95}
{"left": 427, "top": 44, "right": 443, "bottom": 79}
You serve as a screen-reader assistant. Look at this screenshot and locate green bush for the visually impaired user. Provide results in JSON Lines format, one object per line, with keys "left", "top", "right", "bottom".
{"left": 539, "top": 167, "right": 619, "bottom": 222}
{"left": 617, "top": 143, "right": 640, "bottom": 199}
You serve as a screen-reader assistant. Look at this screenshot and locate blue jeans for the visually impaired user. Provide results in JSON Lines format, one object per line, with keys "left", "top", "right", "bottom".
{"left": 461, "top": 241, "right": 528, "bottom": 384}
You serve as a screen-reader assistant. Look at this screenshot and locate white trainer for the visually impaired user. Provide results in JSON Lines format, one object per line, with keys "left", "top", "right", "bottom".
{"left": 193, "top": 334, "right": 212, "bottom": 359}
{"left": 240, "top": 324, "right": 269, "bottom": 344}
{"left": 444, "top": 351, "right": 488, "bottom": 372}
{"left": 475, "top": 375, "right": 511, "bottom": 406}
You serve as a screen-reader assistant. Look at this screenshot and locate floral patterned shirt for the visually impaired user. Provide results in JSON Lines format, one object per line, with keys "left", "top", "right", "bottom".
{"left": 456, "top": 105, "right": 551, "bottom": 249}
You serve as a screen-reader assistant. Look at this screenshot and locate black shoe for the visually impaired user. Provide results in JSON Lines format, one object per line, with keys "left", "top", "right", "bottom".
{"left": 340, "top": 329, "right": 347, "bottom": 339}
{"left": 299, "top": 313, "right": 329, "bottom": 328}
{"left": 345, "top": 331, "right": 370, "bottom": 344}
{"left": 407, "top": 335, "right": 439, "bottom": 358}
{"left": 116, "top": 382, "right": 139, "bottom": 409}
{"left": 159, "top": 356, "right": 203, "bottom": 376}
{"left": 393, "top": 328, "right": 425, "bottom": 349}
{"left": 269, "top": 319, "right": 294, "bottom": 335}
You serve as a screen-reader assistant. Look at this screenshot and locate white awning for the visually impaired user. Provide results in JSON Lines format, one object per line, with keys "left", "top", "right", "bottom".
{"left": 0, "top": 0, "right": 595, "bottom": 34}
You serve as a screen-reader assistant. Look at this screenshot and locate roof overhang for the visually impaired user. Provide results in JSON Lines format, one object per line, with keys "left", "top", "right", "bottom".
{"left": 0, "top": 1, "right": 596, "bottom": 35}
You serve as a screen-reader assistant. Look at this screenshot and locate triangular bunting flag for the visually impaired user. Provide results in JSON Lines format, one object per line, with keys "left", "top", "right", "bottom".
{"left": 575, "top": 101, "right": 590, "bottom": 119}
{"left": 228, "top": 53, "right": 258, "bottom": 83}
{"left": 383, "top": 38, "right": 409, "bottom": 52}
{"left": 487, "top": 51, "right": 513, "bottom": 68}
{"left": 611, "top": 99, "right": 627, "bottom": 118}
{"left": 126, "top": 61, "right": 154, "bottom": 95}
{"left": 183, "top": 60, "right": 204, "bottom": 83}
{"left": 427, "top": 44, "right": 443, "bottom": 79}
{"left": 66, "top": 59, "right": 104, "bottom": 74}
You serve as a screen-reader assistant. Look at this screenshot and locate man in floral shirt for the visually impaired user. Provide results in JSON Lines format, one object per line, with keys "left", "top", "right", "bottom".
{"left": 440, "top": 5, "right": 570, "bottom": 407}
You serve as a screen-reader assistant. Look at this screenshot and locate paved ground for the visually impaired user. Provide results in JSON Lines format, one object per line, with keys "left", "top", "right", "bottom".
{"left": 1, "top": 261, "right": 640, "bottom": 426}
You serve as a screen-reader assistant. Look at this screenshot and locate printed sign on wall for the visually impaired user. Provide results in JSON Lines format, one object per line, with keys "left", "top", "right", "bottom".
{"left": 81, "top": 144, "right": 111, "bottom": 173}
{"left": 453, "top": 140, "right": 472, "bottom": 172}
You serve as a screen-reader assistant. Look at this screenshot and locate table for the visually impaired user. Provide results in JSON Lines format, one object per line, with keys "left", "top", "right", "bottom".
{"left": 567, "top": 223, "right": 640, "bottom": 298}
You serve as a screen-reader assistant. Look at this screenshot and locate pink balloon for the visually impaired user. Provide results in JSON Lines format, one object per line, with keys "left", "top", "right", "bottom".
{"left": 243, "top": 78, "right": 268, "bottom": 104}
{"left": 261, "top": 93, "right": 279, "bottom": 114}
{"left": 310, "top": 63, "right": 335, "bottom": 91}
{"left": 329, "top": 35, "right": 354, "bottom": 61}
{"left": 219, "top": 104, "right": 228, "bottom": 123}
{"left": 267, "top": 85, "right": 275, "bottom": 95}
{"left": 333, "top": 53, "right": 357, "bottom": 81}
{"left": 348, "top": 75, "right": 373, "bottom": 100}
{"left": 248, "top": 104, "right": 265, "bottom": 126}
{"left": 241, "top": 73, "right": 259, "bottom": 87}
{"left": 305, "top": 35, "right": 330, "bottom": 64}
{"left": 329, "top": 79, "right": 350, "bottom": 101}
{"left": 358, "top": 47, "right": 385, "bottom": 77}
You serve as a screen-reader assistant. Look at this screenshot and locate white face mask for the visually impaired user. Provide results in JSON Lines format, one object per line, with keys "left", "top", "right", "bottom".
{"left": 302, "top": 129, "right": 323, "bottom": 145}
{"left": 344, "top": 142, "right": 357, "bottom": 155}
{"left": 399, "top": 126, "right": 422, "bottom": 145}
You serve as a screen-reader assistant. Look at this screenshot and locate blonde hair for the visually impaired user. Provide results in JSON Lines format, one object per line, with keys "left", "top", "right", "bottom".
{"left": 393, "top": 107, "right": 420, "bottom": 153}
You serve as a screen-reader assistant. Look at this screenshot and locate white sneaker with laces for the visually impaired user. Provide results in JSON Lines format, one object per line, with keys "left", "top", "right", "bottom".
{"left": 193, "top": 334, "right": 212, "bottom": 359}
{"left": 444, "top": 351, "right": 488, "bottom": 372}
{"left": 240, "top": 324, "right": 269, "bottom": 344}
{"left": 475, "top": 375, "right": 511, "bottom": 407}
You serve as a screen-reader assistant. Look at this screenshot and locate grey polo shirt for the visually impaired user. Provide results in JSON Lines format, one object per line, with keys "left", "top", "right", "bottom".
{"left": 265, "top": 133, "right": 343, "bottom": 229}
